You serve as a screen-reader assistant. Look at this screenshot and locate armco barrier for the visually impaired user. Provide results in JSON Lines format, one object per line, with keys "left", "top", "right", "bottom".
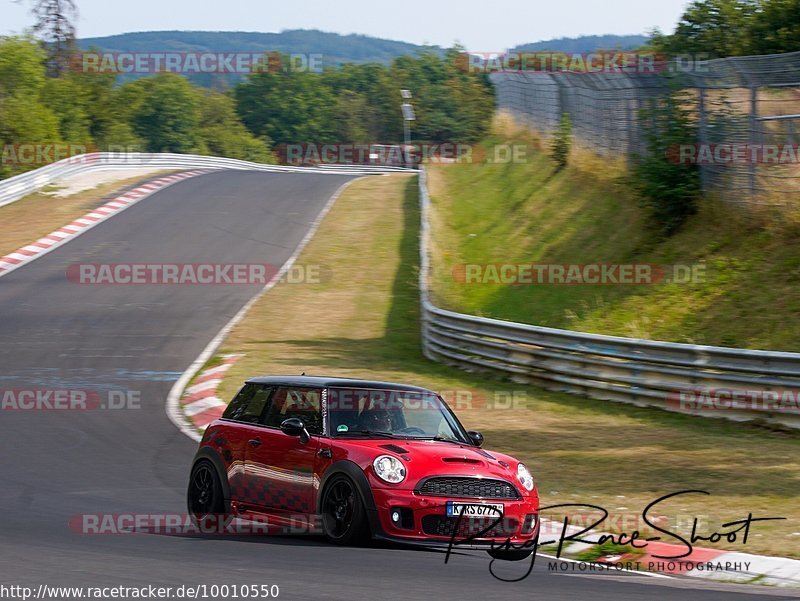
{"left": 418, "top": 168, "right": 800, "bottom": 428}
{"left": 0, "top": 152, "right": 412, "bottom": 208}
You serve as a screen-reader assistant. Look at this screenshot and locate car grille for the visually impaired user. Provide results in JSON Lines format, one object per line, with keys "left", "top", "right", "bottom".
{"left": 421, "top": 515, "right": 519, "bottom": 538}
{"left": 416, "top": 477, "right": 521, "bottom": 500}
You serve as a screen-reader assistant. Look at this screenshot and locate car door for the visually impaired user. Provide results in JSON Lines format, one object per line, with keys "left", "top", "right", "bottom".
{"left": 243, "top": 386, "right": 322, "bottom": 516}
{"left": 221, "top": 383, "right": 275, "bottom": 507}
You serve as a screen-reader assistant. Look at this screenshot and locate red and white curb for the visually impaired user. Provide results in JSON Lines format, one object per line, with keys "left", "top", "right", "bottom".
{"left": 0, "top": 170, "right": 207, "bottom": 279}
{"left": 540, "top": 519, "right": 800, "bottom": 586}
{"left": 180, "top": 354, "right": 243, "bottom": 432}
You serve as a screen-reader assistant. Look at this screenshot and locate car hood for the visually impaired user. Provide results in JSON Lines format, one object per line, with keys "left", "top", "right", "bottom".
{"left": 332, "top": 437, "right": 524, "bottom": 485}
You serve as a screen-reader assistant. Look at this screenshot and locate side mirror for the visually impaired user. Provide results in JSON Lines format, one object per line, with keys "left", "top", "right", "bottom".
{"left": 281, "top": 418, "right": 310, "bottom": 443}
{"left": 467, "top": 430, "right": 484, "bottom": 447}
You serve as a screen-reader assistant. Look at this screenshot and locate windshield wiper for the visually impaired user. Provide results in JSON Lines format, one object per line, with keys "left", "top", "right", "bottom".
{"left": 412, "top": 435, "right": 465, "bottom": 444}
{"left": 334, "top": 430, "right": 400, "bottom": 438}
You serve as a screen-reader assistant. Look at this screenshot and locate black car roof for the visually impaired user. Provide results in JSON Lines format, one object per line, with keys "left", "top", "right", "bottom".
{"left": 245, "top": 375, "right": 434, "bottom": 393}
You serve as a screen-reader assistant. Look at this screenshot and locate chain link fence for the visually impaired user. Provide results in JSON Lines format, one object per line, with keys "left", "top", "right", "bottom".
{"left": 491, "top": 70, "right": 666, "bottom": 158}
{"left": 490, "top": 51, "right": 800, "bottom": 205}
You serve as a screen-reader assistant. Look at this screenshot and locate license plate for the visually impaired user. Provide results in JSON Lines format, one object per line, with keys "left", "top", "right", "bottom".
{"left": 446, "top": 502, "right": 504, "bottom": 517}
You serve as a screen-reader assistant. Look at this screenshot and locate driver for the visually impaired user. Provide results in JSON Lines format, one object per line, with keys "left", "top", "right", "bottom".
{"left": 359, "top": 407, "right": 393, "bottom": 432}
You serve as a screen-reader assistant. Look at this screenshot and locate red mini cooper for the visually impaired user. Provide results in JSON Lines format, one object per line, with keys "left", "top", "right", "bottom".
{"left": 187, "top": 377, "right": 540, "bottom": 560}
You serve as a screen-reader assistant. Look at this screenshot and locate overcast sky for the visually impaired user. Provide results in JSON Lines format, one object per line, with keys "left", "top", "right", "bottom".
{"left": 3, "top": 0, "right": 691, "bottom": 49}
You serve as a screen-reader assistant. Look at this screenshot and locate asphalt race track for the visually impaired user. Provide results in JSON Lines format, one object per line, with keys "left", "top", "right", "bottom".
{"left": 0, "top": 171, "right": 792, "bottom": 600}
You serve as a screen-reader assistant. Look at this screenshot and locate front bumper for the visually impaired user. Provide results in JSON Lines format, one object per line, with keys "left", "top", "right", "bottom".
{"left": 368, "top": 487, "right": 539, "bottom": 547}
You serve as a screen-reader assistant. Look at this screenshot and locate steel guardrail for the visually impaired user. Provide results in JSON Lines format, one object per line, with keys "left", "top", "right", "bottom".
{"left": 417, "top": 168, "right": 800, "bottom": 428}
{"left": 0, "top": 152, "right": 414, "bottom": 208}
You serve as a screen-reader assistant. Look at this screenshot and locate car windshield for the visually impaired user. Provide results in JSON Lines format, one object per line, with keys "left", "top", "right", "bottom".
{"left": 327, "top": 387, "right": 469, "bottom": 442}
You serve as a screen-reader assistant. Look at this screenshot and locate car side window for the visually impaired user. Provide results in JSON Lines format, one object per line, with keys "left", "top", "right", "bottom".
{"left": 223, "top": 383, "right": 256, "bottom": 421}
{"left": 223, "top": 383, "right": 273, "bottom": 424}
{"left": 262, "top": 387, "right": 323, "bottom": 435}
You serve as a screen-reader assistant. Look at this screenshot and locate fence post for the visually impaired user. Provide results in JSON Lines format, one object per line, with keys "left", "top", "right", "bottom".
{"left": 698, "top": 86, "right": 708, "bottom": 194}
{"left": 749, "top": 86, "right": 758, "bottom": 202}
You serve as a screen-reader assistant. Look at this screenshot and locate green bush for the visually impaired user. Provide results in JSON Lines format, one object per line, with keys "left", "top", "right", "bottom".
{"left": 633, "top": 88, "right": 700, "bottom": 235}
{"left": 550, "top": 113, "right": 572, "bottom": 171}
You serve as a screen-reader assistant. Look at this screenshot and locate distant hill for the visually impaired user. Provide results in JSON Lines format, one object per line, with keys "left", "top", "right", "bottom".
{"left": 79, "top": 29, "right": 438, "bottom": 65}
{"left": 77, "top": 29, "right": 442, "bottom": 86}
{"left": 75, "top": 30, "right": 650, "bottom": 87}
{"left": 512, "top": 34, "right": 650, "bottom": 53}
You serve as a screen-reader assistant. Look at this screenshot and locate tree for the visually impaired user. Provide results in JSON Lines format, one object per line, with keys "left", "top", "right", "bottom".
{"left": 0, "top": 37, "right": 61, "bottom": 177}
{"left": 234, "top": 49, "right": 495, "bottom": 149}
{"left": 18, "top": 0, "right": 79, "bottom": 76}
{"left": 195, "top": 90, "right": 274, "bottom": 162}
{"left": 389, "top": 48, "right": 494, "bottom": 143}
{"left": 41, "top": 75, "right": 92, "bottom": 142}
{"left": 125, "top": 74, "right": 200, "bottom": 153}
{"left": 321, "top": 63, "right": 397, "bottom": 142}
{"left": 651, "top": 0, "right": 800, "bottom": 58}
{"left": 235, "top": 58, "right": 338, "bottom": 146}
{"left": 748, "top": 0, "right": 800, "bottom": 54}
{"left": 664, "top": 0, "right": 756, "bottom": 57}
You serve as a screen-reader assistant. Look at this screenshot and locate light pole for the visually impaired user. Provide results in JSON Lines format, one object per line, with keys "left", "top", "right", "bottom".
{"left": 401, "top": 89, "right": 415, "bottom": 169}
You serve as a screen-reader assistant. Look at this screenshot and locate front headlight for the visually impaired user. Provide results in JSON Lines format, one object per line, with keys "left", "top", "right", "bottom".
{"left": 517, "top": 463, "right": 535, "bottom": 491}
{"left": 372, "top": 455, "right": 406, "bottom": 484}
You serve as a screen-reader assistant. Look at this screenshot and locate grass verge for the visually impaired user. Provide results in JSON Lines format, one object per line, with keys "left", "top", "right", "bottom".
{"left": 426, "top": 129, "right": 800, "bottom": 350}
{"left": 214, "top": 173, "right": 800, "bottom": 558}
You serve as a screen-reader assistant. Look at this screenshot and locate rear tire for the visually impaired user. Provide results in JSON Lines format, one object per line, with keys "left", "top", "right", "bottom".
{"left": 187, "top": 460, "right": 230, "bottom": 532}
{"left": 320, "top": 474, "right": 369, "bottom": 545}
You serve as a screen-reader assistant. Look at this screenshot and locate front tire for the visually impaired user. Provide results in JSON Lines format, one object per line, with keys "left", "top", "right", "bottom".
{"left": 320, "top": 474, "right": 369, "bottom": 545}
{"left": 187, "top": 460, "right": 229, "bottom": 532}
